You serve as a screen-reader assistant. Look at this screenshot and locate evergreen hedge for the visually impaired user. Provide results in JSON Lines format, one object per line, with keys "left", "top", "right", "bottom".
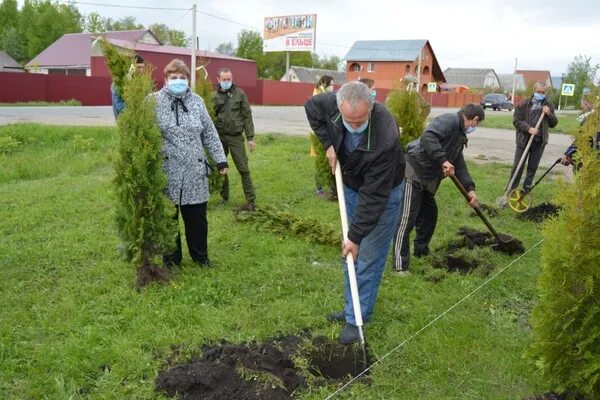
{"left": 530, "top": 93, "right": 600, "bottom": 397}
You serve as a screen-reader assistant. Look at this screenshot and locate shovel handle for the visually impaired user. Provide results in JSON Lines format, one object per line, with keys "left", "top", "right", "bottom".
{"left": 503, "top": 112, "right": 546, "bottom": 197}
{"left": 450, "top": 175, "right": 503, "bottom": 240}
{"left": 334, "top": 161, "right": 365, "bottom": 339}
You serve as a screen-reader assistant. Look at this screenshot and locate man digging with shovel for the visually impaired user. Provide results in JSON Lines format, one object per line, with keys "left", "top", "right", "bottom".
{"left": 305, "top": 81, "right": 405, "bottom": 344}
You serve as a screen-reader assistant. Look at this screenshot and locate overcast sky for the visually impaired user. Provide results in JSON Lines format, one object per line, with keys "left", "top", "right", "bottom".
{"left": 54, "top": 0, "right": 600, "bottom": 76}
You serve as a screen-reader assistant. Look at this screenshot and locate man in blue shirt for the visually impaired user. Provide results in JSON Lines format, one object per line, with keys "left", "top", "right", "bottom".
{"left": 111, "top": 54, "right": 145, "bottom": 119}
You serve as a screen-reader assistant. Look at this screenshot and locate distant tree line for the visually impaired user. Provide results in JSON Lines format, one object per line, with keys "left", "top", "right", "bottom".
{"left": 0, "top": 0, "right": 187, "bottom": 64}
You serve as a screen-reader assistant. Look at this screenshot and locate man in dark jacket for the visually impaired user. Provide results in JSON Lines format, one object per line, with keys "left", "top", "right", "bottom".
{"left": 393, "top": 104, "right": 484, "bottom": 274}
{"left": 211, "top": 67, "right": 256, "bottom": 211}
{"left": 111, "top": 54, "right": 144, "bottom": 119}
{"left": 507, "top": 82, "right": 558, "bottom": 192}
{"left": 305, "top": 81, "right": 405, "bottom": 344}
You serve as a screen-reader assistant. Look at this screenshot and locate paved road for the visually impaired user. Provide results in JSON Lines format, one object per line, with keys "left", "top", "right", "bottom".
{"left": 0, "top": 105, "right": 573, "bottom": 173}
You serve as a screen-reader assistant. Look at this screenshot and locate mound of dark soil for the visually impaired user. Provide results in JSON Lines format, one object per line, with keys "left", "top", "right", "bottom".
{"left": 469, "top": 203, "right": 499, "bottom": 218}
{"left": 156, "top": 334, "right": 370, "bottom": 400}
{"left": 135, "top": 263, "right": 172, "bottom": 290}
{"left": 518, "top": 202, "right": 561, "bottom": 223}
{"left": 432, "top": 254, "right": 480, "bottom": 274}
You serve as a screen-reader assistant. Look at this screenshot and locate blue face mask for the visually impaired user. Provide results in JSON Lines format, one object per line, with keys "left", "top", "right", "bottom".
{"left": 371, "top": 90, "right": 377, "bottom": 100}
{"left": 167, "top": 78, "right": 188, "bottom": 95}
{"left": 534, "top": 93, "right": 545, "bottom": 101}
{"left": 465, "top": 126, "right": 477, "bottom": 134}
{"left": 343, "top": 119, "right": 369, "bottom": 134}
{"left": 220, "top": 81, "right": 232, "bottom": 91}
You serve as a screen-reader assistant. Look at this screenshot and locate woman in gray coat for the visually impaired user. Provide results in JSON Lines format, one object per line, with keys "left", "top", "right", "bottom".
{"left": 151, "top": 59, "right": 228, "bottom": 267}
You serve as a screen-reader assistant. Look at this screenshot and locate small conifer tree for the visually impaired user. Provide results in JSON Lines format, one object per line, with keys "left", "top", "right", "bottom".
{"left": 194, "top": 65, "right": 223, "bottom": 195}
{"left": 530, "top": 90, "right": 600, "bottom": 397}
{"left": 310, "top": 132, "right": 334, "bottom": 193}
{"left": 100, "top": 40, "right": 175, "bottom": 288}
{"left": 386, "top": 83, "right": 427, "bottom": 148}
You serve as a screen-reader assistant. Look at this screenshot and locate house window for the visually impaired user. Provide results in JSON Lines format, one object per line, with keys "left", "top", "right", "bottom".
{"left": 423, "top": 66, "right": 430, "bottom": 75}
{"left": 367, "top": 63, "right": 375, "bottom": 72}
{"left": 405, "top": 64, "right": 411, "bottom": 73}
{"left": 349, "top": 63, "right": 361, "bottom": 72}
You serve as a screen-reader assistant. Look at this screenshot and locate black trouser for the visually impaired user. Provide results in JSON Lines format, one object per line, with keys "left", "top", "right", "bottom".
{"left": 164, "top": 203, "right": 208, "bottom": 266}
{"left": 509, "top": 140, "right": 545, "bottom": 191}
{"left": 393, "top": 179, "right": 438, "bottom": 271}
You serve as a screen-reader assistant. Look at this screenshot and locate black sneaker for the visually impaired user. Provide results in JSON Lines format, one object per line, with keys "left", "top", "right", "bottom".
{"left": 326, "top": 311, "right": 345, "bottom": 322}
{"left": 339, "top": 323, "right": 360, "bottom": 344}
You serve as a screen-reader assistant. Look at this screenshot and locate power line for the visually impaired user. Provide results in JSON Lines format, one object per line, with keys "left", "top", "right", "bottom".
{"left": 68, "top": 1, "right": 190, "bottom": 11}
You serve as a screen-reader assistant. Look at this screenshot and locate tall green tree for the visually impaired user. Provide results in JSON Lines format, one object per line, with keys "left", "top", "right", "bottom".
{"left": 18, "top": 0, "right": 82, "bottom": 63}
{"left": 235, "top": 29, "right": 263, "bottom": 66}
{"left": 0, "top": 26, "right": 25, "bottom": 62}
{"left": 83, "top": 11, "right": 105, "bottom": 33}
{"left": 104, "top": 16, "right": 143, "bottom": 31}
{"left": 215, "top": 41, "right": 235, "bottom": 56}
{"left": 148, "top": 23, "right": 188, "bottom": 47}
{"left": 562, "top": 55, "right": 600, "bottom": 106}
{"left": 0, "top": 0, "right": 19, "bottom": 35}
{"left": 312, "top": 53, "right": 341, "bottom": 71}
{"left": 530, "top": 89, "right": 600, "bottom": 398}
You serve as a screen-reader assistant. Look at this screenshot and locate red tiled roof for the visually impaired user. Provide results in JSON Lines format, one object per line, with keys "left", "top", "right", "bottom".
{"left": 106, "top": 38, "right": 254, "bottom": 63}
{"left": 26, "top": 30, "right": 149, "bottom": 68}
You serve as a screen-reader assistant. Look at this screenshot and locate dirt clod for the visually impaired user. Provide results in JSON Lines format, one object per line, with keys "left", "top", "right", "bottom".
{"left": 469, "top": 203, "right": 499, "bottom": 218}
{"left": 135, "top": 263, "right": 172, "bottom": 290}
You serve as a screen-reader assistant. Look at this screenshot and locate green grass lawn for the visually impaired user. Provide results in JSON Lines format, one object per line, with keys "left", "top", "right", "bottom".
{"left": 480, "top": 111, "right": 579, "bottom": 134}
{"left": 0, "top": 124, "right": 564, "bottom": 399}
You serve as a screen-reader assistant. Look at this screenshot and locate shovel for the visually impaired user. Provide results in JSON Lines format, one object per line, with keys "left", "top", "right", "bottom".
{"left": 497, "top": 112, "right": 546, "bottom": 207}
{"left": 450, "top": 175, "right": 524, "bottom": 254}
{"left": 334, "top": 160, "right": 367, "bottom": 354}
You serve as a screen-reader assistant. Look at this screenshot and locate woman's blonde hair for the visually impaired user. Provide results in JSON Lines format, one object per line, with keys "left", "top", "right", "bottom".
{"left": 163, "top": 59, "right": 190, "bottom": 79}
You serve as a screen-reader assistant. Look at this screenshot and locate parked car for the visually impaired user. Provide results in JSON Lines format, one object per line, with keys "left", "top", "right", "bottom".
{"left": 480, "top": 93, "right": 513, "bottom": 111}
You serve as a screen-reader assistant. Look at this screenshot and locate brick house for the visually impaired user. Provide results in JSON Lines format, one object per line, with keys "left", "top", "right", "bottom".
{"left": 516, "top": 69, "right": 553, "bottom": 89}
{"left": 344, "top": 39, "right": 446, "bottom": 91}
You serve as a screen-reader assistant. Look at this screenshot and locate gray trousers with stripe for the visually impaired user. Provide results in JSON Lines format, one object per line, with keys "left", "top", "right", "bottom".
{"left": 393, "top": 179, "right": 438, "bottom": 271}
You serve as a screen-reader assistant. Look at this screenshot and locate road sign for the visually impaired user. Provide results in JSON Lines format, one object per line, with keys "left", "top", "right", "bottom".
{"left": 561, "top": 83, "right": 575, "bottom": 96}
{"left": 427, "top": 82, "right": 437, "bottom": 93}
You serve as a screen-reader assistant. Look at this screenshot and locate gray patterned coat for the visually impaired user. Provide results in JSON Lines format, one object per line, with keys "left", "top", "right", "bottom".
{"left": 151, "top": 87, "right": 228, "bottom": 205}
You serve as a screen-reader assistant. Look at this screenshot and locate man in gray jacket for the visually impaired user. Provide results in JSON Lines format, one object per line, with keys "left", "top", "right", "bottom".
{"left": 393, "top": 104, "right": 484, "bottom": 274}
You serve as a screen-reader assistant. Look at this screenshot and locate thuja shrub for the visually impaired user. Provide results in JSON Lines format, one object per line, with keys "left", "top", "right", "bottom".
{"left": 385, "top": 84, "right": 427, "bottom": 148}
{"left": 98, "top": 38, "right": 130, "bottom": 97}
{"left": 529, "top": 93, "right": 600, "bottom": 397}
{"left": 194, "top": 67, "right": 223, "bottom": 194}
{"left": 309, "top": 132, "right": 334, "bottom": 193}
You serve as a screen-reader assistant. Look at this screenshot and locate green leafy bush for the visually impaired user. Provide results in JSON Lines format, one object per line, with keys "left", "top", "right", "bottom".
{"left": 530, "top": 92, "right": 600, "bottom": 397}
{"left": 385, "top": 84, "right": 427, "bottom": 148}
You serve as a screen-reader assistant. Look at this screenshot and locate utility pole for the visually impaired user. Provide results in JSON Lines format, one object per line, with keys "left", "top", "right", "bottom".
{"left": 511, "top": 57, "right": 518, "bottom": 103}
{"left": 286, "top": 52, "right": 290, "bottom": 81}
{"left": 191, "top": 4, "right": 197, "bottom": 88}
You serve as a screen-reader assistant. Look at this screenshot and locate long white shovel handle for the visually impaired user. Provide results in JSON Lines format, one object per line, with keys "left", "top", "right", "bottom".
{"left": 501, "top": 112, "right": 546, "bottom": 200}
{"left": 334, "top": 160, "right": 365, "bottom": 345}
